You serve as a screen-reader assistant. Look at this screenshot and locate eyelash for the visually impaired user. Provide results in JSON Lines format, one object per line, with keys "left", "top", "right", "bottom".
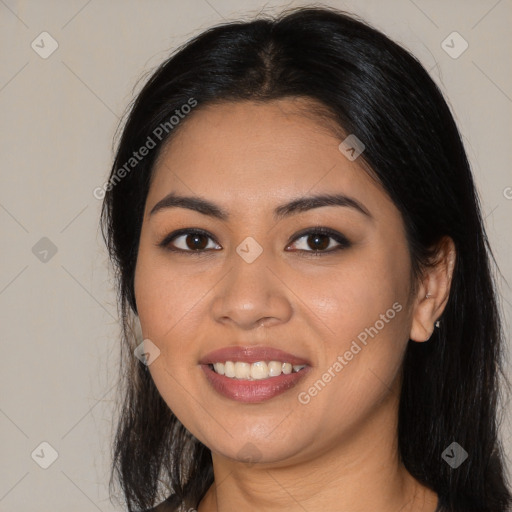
{"left": 157, "top": 226, "right": 351, "bottom": 257}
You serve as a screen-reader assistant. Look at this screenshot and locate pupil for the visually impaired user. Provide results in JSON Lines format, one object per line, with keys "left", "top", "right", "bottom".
{"left": 309, "top": 234, "right": 329, "bottom": 250}
{"left": 187, "top": 234, "right": 207, "bottom": 250}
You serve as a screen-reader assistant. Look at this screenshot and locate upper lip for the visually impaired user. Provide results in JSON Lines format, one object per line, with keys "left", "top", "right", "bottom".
{"left": 199, "top": 346, "right": 310, "bottom": 366}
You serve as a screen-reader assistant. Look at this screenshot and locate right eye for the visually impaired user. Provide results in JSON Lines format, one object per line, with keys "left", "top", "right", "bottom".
{"left": 157, "top": 228, "right": 221, "bottom": 254}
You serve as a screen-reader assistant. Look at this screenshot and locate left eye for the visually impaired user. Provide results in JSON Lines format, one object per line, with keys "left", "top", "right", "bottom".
{"left": 286, "top": 227, "right": 351, "bottom": 255}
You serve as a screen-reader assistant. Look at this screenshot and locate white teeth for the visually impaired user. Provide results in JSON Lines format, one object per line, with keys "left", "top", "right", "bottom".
{"left": 224, "top": 361, "right": 236, "bottom": 378}
{"left": 268, "top": 361, "right": 282, "bottom": 377}
{"left": 210, "top": 360, "right": 306, "bottom": 380}
{"left": 213, "top": 362, "right": 225, "bottom": 375}
{"left": 235, "top": 362, "right": 251, "bottom": 379}
{"left": 250, "top": 361, "right": 268, "bottom": 380}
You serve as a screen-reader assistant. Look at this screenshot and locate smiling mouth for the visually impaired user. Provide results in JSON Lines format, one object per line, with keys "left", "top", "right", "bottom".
{"left": 201, "top": 362, "right": 311, "bottom": 403}
{"left": 199, "top": 346, "right": 311, "bottom": 402}
{"left": 208, "top": 360, "right": 307, "bottom": 380}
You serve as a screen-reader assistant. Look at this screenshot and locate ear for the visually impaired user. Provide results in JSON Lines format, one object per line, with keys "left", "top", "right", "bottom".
{"left": 410, "top": 236, "right": 456, "bottom": 342}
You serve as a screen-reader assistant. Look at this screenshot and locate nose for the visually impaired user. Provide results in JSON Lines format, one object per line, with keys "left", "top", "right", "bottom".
{"left": 210, "top": 247, "right": 293, "bottom": 331}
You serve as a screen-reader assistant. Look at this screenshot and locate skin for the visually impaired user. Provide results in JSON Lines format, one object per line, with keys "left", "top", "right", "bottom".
{"left": 134, "top": 98, "right": 455, "bottom": 512}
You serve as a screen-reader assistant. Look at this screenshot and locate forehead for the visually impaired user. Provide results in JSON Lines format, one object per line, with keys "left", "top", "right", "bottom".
{"left": 147, "top": 99, "right": 393, "bottom": 220}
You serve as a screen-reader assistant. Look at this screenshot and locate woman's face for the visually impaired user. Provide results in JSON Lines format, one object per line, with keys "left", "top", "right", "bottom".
{"left": 134, "top": 98, "right": 418, "bottom": 465}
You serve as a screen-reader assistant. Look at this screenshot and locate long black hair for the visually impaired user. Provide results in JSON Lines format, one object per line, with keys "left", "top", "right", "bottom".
{"left": 100, "top": 6, "right": 512, "bottom": 511}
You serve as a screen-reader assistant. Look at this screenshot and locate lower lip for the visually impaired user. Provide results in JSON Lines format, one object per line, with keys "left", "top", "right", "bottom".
{"left": 200, "top": 364, "right": 311, "bottom": 403}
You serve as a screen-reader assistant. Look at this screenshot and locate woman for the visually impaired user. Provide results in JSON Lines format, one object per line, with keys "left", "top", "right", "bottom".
{"left": 100, "top": 6, "right": 512, "bottom": 512}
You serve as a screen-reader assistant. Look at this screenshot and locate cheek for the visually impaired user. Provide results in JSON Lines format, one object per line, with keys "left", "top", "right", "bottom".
{"left": 134, "top": 245, "right": 204, "bottom": 343}
{"left": 304, "top": 244, "right": 411, "bottom": 346}
{"left": 134, "top": 249, "right": 208, "bottom": 427}
{"left": 298, "top": 243, "right": 411, "bottom": 410}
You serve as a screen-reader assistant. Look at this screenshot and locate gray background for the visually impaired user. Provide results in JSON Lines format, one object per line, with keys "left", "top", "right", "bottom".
{"left": 1, "top": 0, "right": 511, "bottom": 510}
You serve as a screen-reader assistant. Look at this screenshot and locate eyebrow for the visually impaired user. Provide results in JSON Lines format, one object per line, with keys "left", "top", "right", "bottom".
{"left": 149, "top": 192, "right": 372, "bottom": 221}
